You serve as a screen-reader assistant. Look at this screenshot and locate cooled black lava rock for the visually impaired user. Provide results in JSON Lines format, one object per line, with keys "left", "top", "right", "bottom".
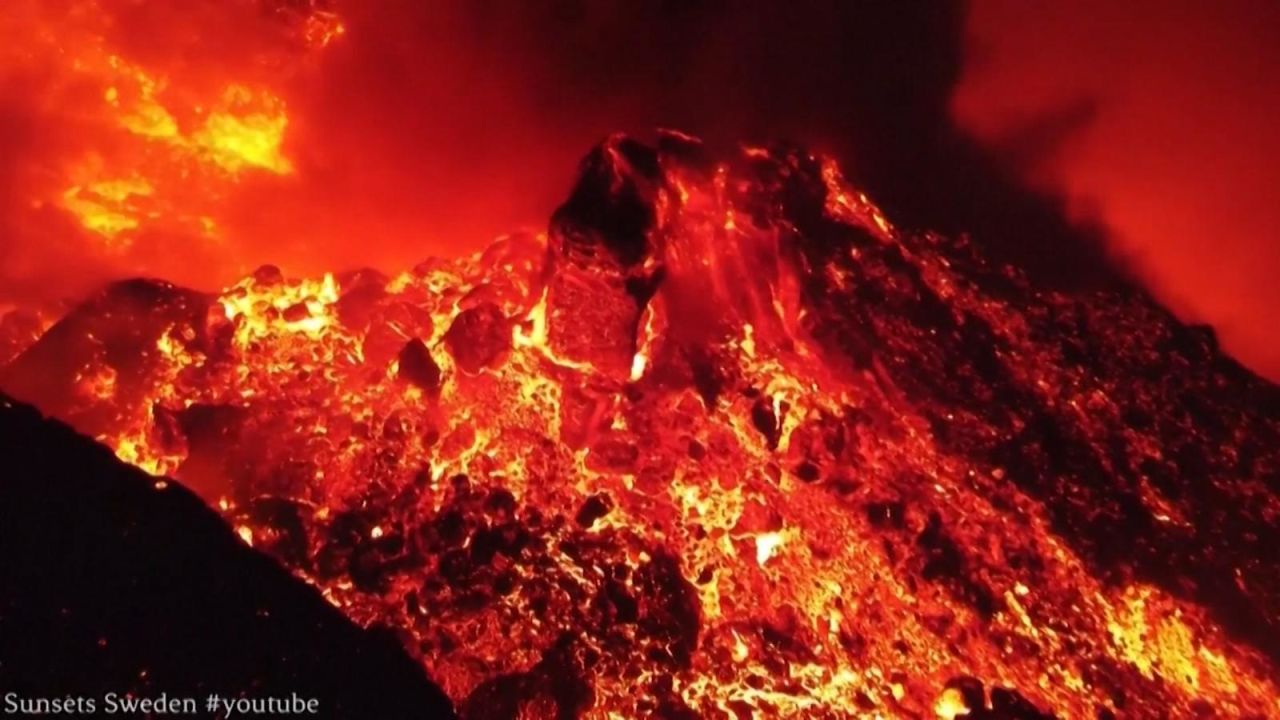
{"left": 550, "top": 134, "right": 665, "bottom": 269}
{"left": 575, "top": 492, "right": 614, "bottom": 528}
{"left": 399, "top": 338, "right": 443, "bottom": 394}
{"left": 0, "top": 393, "right": 456, "bottom": 720}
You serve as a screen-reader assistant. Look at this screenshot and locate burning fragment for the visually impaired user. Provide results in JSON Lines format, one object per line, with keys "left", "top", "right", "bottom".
{"left": 444, "top": 303, "right": 513, "bottom": 375}
{"left": 753, "top": 530, "right": 785, "bottom": 567}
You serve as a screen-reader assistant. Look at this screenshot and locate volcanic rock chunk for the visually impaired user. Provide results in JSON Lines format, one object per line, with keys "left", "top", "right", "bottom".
{"left": 251, "top": 263, "right": 285, "bottom": 286}
{"left": 162, "top": 402, "right": 246, "bottom": 500}
{"left": 338, "top": 266, "right": 390, "bottom": 291}
{"left": 546, "top": 267, "right": 641, "bottom": 376}
{"left": 550, "top": 134, "right": 665, "bottom": 268}
{"left": 335, "top": 279, "right": 388, "bottom": 330}
{"left": 362, "top": 300, "right": 436, "bottom": 367}
{"left": 0, "top": 394, "right": 456, "bottom": 719}
{"left": 443, "top": 302, "right": 511, "bottom": 374}
{"left": 937, "top": 678, "right": 1057, "bottom": 720}
{"left": 282, "top": 301, "right": 312, "bottom": 323}
{"left": 634, "top": 552, "right": 701, "bottom": 669}
{"left": 944, "top": 675, "right": 986, "bottom": 713}
{"left": 575, "top": 492, "right": 613, "bottom": 528}
{"left": 916, "top": 511, "right": 1000, "bottom": 618}
{"left": 245, "top": 496, "right": 311, "bottom": 568}
{"left": 987, "top": 687, "right": 1057, "bottom": 719}
{"left": 317, "top": 507, "right": 415, "bottom": 593}
{"left": 469, "top": 233, "right": 548, "bottom": 311}
{"left": 749, "top": 394, "right": 782, "bottom": 449}
{"left": 0, "top": 278, "right": 210, "bottom": 438}
{"left": 586, "top": 431, "right": 639, "bottom": 473}
{"left": 544, "top": 135, "right": 672, "bottom": 376}
{"left": 398, "top": 338, "right": 442, "bottom": 394}
{"left": 460, "top": 638, "right": 593, "bottom": 720}
{"left": 557, "top": 379, "right": 616, "bottom": 449}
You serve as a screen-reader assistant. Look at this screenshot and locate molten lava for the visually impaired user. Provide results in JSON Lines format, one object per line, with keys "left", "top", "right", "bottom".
{"left": 4, "top": 133, "right": 1280, "bottom": 720}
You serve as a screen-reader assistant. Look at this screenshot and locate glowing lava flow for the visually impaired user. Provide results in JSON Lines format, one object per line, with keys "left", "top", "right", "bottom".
{"left": 4, "top": 136, "right": 1280, "bottom": 719}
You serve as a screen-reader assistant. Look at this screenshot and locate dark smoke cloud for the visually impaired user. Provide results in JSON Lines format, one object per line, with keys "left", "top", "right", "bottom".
{"left": 268, "top": 0, "right": 1117, "bottom": 284}
{"left": 0, "top": 0, "right": 1109, "bottom": 300}
{"left": 263, "top": 1, "right": 951, "bottom": 272}
{"left": 2, "top": 0, "right": 1277, "bottom": 378}
{"left": 955, "top": 0, "right": 1280, "bottom": 381}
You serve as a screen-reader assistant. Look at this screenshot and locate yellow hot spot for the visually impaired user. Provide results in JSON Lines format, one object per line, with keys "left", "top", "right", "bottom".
{"left": 629, "top": 299, "right": 660, "bottom": 381}
{"left": 628, "top": 352, "right": 648, "bottom": 382}
{"left": 934, "top": 687, "right": 969, "bottom": 719}
{"left": 108, "top": 431, "right": 177, "bottom": 478}
{"left": 91, "top": 176, "right": 154, "bottom": 203}
{"left": 819, "top": 157, "right": 895, "bottom": 239}
{"left": 304, "top": 11, "right": 347, "bottom": 48}
{"left": 105, "top": 60, "right": 290, "bottom": 174}
{"left": 193, "top": 86, "right": 293, "bottom": 174}
{"left": 105, "top": 56, "right": 180, "bottom": 140}
{"left": 120, "top": 100, "right": 179, "bottom": 140}
{"left": 740, "top": 323, "right": 757, "bottom": 358}
{"left": 220, "top": 272, "right": 341, "bottom": 347}
{"left": 61, "top": 176, "right": 154, "bottom": 241}
{"left": 512, "top": 288, "right": 551, "bottom": 348}
{"left": 77, "top": 364, "right": 118, "bottom": 401}
{"left": 755, "top": 530, "right": 785, "bottom": 566}
{"left": 55, "top": 55, "right": 297, "bottom": 244}
{"left": 1104, "top": 583, "right": 1252, "bottom": 699}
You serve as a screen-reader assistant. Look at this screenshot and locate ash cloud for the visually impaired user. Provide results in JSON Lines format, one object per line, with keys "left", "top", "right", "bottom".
{"left": 285, "top": 0, "right": 1280, "bottom": 380}
{"left": 3, "top": 0, "right": 1278, "bottom": 379}
{"left": 954, "top": 0, "right": 1280, "bottom": 380}
{"left": 286, "top": 0, "right": 1117, "bottom": 286}
{"left": 0, "top": 0, "right": 1120, "bottom": 306}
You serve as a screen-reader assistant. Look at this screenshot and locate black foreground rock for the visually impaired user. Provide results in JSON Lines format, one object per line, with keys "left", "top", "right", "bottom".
{"left": 0, "top": 393, "right": 457, "bottom": 720}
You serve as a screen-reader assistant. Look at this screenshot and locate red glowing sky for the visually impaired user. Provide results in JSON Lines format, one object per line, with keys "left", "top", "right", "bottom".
{"left": 955, "top": 0, "right": 1280, "bottom": 381}
{"left": 0, "top": 1, "right": 1277, "bottom": 380}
